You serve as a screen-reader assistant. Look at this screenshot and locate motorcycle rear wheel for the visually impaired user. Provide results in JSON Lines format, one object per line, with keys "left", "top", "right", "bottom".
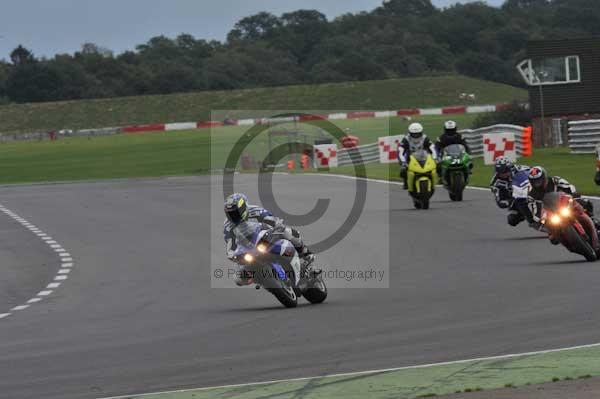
{"left": 304, "top": 277, "right": 328, "bottom": 304}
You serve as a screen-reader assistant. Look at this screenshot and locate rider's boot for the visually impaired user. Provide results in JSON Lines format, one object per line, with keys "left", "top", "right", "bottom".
{"left": 400, "top": 166, "right": 408, "bottom": 190}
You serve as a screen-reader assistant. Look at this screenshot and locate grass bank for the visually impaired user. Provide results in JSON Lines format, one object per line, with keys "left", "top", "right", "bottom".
{"left": 0, "top": 75, "right": 525, "bottom": 134}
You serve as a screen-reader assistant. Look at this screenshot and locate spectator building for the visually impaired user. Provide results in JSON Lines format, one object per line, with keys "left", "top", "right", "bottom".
{"left": 517, "top": 38, "right": 600, "bottom": 146}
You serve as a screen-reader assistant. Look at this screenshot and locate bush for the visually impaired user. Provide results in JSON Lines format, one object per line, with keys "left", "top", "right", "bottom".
{"left": 472, "top": 101, "right": 531, "bottom": 128}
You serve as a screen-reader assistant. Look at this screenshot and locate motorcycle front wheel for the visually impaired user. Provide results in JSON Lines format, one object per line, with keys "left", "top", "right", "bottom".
{"left": 563, "top": 225, "right": 597, "bottom": 262}
{"left": 449, "top": 172, "right": 465, "bottom": 202}
{"left": 269, "top": 283, "right": 298, "bottom": 308}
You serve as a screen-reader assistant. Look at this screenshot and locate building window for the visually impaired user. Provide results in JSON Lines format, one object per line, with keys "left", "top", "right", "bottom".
{"left": 517, "top": 56, "right": 581, "bottom": 86}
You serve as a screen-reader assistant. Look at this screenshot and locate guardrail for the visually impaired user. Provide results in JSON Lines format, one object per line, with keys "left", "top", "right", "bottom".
{"left": 337, "top": 143, "right": 379, "bottom": 167}
{"left": 568, "top": 119, "right": 600, "bottom": 154}
{"left": 460, "top": 124, "right": 529, "bottom": 157}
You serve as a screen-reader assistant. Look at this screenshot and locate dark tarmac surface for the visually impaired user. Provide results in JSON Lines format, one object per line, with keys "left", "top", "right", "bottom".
{"left": 1, "top": 174, "right": 600, "bottom": 399}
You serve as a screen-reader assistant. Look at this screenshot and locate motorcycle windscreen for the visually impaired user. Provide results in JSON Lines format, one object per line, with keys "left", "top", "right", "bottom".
{"left": 232, "top": 221, "right": 263, "bottom": 249}
{"left": 443, "top": 144, "right": 466, "bottom": 157}
{"left": 542, "top": 192, "right": 565, "bottom": 210}
{"left": 413, "top": 150, "right": 429, "bottom": 167}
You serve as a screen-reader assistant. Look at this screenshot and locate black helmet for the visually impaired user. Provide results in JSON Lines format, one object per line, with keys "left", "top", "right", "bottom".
{"left": 529, "top": 166, "right": 548, "bottom": 191}
{"left": 224, "top": 193, "right": 249, "bottom": 225}
{"left": 494, "top": 156, "right": 513, "bottom": 178}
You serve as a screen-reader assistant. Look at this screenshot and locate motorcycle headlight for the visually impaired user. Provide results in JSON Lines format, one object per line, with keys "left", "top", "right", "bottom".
{"left": 559, "top": 207, "right": 571, "bottom": 217}
{"left": 243, "top": 254, "right": 254, "bottom": 263}
{"left": 550, "top": 214, "right": 561, "bottom": 225}
{"left": 257, "top": 243, "right": 267, "bottom": 253}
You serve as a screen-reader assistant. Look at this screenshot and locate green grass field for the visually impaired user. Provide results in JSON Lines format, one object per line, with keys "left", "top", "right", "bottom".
{"left": 0, "top": 114, "right": 479, "bottom": 183}
{"left": 0, "top": 113, "right": 596, "bottom": 197}
{"left": 0, "top": 75, "right": 525, "bottom": 134}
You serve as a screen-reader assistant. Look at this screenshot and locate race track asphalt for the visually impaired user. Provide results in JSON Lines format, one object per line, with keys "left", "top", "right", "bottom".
{"left": 1, "top": 174, "right": 600, "bottom": 399}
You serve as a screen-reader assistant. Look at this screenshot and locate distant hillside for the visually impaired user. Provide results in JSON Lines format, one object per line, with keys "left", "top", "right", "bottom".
{"left": 0, "top": 75, "right": 525, "bottom": 134}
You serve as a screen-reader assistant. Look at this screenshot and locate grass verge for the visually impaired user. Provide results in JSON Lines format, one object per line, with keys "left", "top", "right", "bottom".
{"left": 112, "top": 344, "right": 600, "bottom": 399}
{"left": 0, "top": 114, "right": 478, "bottom": 184}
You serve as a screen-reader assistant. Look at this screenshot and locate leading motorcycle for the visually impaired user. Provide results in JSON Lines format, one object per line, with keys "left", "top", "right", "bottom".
{"left": 230, "top": 221, "right": 327, "bottom": 307}
{"left": 541, "top": 192, "right": 598, "bottom": 262}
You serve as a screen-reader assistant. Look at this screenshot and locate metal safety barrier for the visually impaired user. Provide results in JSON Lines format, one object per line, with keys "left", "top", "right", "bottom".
{"left": 337, "top": 142, "right": 379, "bottom": 167}
{"left": 568, "top": 119, "right": 600, "bottom": 154}
{"left": 459, "top": 124, "right": 527, "bottom": 157}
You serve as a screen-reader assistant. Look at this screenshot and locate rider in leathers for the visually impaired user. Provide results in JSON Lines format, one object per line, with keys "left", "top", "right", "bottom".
{"left": 489, "top": 156, "right": 530, "bottom": 213}
{"left": 223, "top": 193, "right": 314, "bottom": 286}
{"left": 526, "top": 167, "right": 600, "bottom": 251}
{"left": 398, "top": 122, "right": 438, "bottom": 189}
{"left": 435, "top": 120, "right": 471, "bottom": 155}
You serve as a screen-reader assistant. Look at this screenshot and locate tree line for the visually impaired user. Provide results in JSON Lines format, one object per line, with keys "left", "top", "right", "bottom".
{"left": 0, "top": 0, "right": 599, "bottom": 104}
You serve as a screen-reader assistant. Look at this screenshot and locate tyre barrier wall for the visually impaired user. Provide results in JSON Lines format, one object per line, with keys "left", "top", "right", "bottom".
{"left": 0, "top": 104, "right": 508, "bottom": 143}
{"left": 311, "top": 124, "right": 530, "bottom": 169}
{"left": 568, "top": 119, "right": 600, "bottom": 154}
{"left": 460, "top": 124, "right": 531, "bottom": 158}
{"left": 337, "top": 143, "right": 380, "bottom": 167}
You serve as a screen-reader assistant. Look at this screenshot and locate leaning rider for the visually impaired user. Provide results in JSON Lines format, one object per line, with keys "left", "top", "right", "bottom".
{"left": 490, "top": 156, "right": 530, "bottom": 210}
{"left": 223, "top": 193, "right": 314, "bottom": 285}
{"left": 398, "top": 122, "right": 438, "bottom": 189}
{"left": 435, "top": 120, "right": 471, "bottom": 155}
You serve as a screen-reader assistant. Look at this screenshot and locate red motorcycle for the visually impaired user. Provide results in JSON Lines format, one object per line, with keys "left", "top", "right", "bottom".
{"left": 541, "top": 192, "right": 598, "bottom": 262}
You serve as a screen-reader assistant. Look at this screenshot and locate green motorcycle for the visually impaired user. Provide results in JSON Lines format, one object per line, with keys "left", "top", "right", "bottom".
{"left": 439, "top": 144, "right": 472, "bottom": 202}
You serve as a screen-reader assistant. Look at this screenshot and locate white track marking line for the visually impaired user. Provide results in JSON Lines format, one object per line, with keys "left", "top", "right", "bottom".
{"left": 0, "top": 204, "right": 75, "bottom": 320}
{"left": 99, "top": 341, "right": 600, "bottom": 399}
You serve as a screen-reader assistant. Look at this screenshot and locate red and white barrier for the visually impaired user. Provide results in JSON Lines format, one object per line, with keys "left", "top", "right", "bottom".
{"left": 165, "top": 122, "right": 197, "bottom": 131}
{"left": 122, "top": 124, "right": 165, "bottom": 133}
{"left": 113, "top": 103, "right": 509, "bottom": 135}
{"left": 314, "top": 144, "right": 338, "bottom": 168}
{"left": 482, "top": 133, "right": 517, "bottom": 165}
{"left": 378, "top": 135, "right": 404, "bottom": 164}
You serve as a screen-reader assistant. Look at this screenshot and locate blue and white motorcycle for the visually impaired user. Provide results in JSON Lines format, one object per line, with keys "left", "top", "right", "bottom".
{"left": 230, "top": 221, "right": 327, "bottom": 308}
{"left": 511, "top": 169, "right": 546, "bottom": 232}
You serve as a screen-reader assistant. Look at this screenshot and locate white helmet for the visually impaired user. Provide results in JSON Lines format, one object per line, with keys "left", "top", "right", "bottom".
{"left": 408, "top": 123, "right": 424, "bottom": 138}
{"left": 444, "top": 120, "right": 457, "bottom": 130}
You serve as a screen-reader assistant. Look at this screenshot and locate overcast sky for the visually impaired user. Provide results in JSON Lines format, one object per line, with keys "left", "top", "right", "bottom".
{"left": 0, "top": 0, "right": 504, "bottom": 60}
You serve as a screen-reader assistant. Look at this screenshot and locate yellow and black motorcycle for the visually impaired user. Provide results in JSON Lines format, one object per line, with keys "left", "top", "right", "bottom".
{"left": 407, "top": 149, "right": 438, "bottom": 209}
